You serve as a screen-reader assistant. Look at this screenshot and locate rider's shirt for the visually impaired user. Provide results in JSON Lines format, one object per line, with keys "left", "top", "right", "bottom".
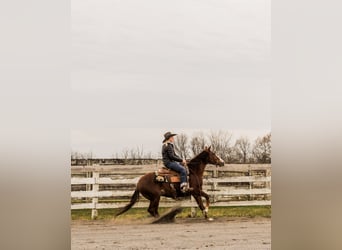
{"left": 162, "top": 142, "right": 183, "bottom": 166}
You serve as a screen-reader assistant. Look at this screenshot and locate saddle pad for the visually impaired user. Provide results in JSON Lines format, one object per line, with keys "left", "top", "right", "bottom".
{"left": 157, "top": 168, "right": 179, "bottom": 176}
{"left": 155, "top": 168, "right": 181, "bottom": 183}
{"left": 169, "top": 176, "right": 180, "bottom": 183}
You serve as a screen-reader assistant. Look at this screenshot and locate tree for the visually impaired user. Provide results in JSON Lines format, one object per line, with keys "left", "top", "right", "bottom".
{"left": 190, "top": 132, "right": 207, "bottom": 156}
{"left": 208, "top": 130, "right": 233, "bottom": 163}
{"left": 71, "top": 150, "right": 80, "bottom": 160}
{"left": 234, "top": 136, "right": 251, "bottom": 163}
{"left": 143, "top": 151, "right": 153, "bottom": 159}
{"left": 174, "top": 133, "right": 190, "bottom": 159}
{"left": 71, "top": 150, "right": 93, "bottom": 160}
{"left": 129, "top": 145, "right": 144, "bottom": 159}
{"left": 252, "top": 133, "right": 271, "bottom": 163}
{"left": 121, "top": 148, "right": 130, "bottom": 160}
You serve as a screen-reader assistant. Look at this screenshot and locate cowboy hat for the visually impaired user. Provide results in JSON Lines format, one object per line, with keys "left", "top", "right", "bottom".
{"left": 162, "top": 131, "right": 177, "bottom": 143}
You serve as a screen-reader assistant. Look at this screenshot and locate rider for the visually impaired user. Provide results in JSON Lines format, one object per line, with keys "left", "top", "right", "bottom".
{"left": 162, "top": 131, "right": 191, "bottom": 193}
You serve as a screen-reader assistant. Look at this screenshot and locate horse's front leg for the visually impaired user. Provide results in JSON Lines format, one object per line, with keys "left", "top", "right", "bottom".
{"left": 192, "top": 193, "right": 207, "bottom": 218}
{"left": 200, "top": 190, "right": 210, "bottom": 219}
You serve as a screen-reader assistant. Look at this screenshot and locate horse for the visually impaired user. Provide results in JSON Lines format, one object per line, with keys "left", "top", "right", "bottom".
{"left": 114, "top": 146, "right": 225, "bottom": 219}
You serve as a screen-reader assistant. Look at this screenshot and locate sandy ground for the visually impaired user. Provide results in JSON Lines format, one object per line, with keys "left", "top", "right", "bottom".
{"left": 71, "top": 217, "right": 271, "bottom": 250}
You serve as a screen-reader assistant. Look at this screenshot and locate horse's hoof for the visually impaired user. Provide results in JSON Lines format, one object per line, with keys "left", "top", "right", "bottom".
{"left": 207, "top": 217, "right": 214, "bottom": 221}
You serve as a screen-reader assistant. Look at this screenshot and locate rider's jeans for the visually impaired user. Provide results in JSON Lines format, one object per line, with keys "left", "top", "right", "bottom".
{"left": 166, "top": 161, "right": 187, "bottom": 184}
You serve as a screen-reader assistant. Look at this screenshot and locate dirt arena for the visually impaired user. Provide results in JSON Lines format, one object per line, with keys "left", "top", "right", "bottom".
{"left": 71, "top": 217, "right": 271, "bottom": 249}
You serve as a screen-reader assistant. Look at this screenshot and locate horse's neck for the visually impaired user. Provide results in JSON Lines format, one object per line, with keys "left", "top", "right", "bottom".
{"left": 197, "top": 163, "right": 206, "bottom": 177}
{"left": 188, "top": 151, "right": 208, "bottom": 176}
{"left": 189, "top": 161, "right": 207, "bottom": 177}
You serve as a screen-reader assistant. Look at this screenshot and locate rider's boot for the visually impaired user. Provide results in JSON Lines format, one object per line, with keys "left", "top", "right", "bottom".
{"left": 180, "top": 182, "right": 194, "bottom": 193}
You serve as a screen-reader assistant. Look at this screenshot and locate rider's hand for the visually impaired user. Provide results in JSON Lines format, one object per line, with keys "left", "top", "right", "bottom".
{"left": 182, "top": 159, "right": 186, "bottom": 165}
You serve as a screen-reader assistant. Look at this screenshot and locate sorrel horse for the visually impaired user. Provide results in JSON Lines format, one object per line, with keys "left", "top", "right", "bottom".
{"left": 115, "top": 146, "right": 225, "bottom": 219}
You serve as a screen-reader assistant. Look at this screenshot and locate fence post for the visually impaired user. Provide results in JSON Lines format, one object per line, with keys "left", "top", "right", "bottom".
{"left": 265, "top": 168, "right": 271, "bottom": 200}
{"left": 91, "top": 171, "right": 99, "bottom": 219}
{"left": 212, "top": 167, "right": 218, "bottom": 203}
{"left": 248, "top": 165, "right": 253, "bottom": 201}
{"left": 213, "top": 168, "right": 218, "bottom": 178}
{"left": 212, "top": 181, "right": 218, "bottom": 203}
{"left": 86, "top": 160, "right": 92, "bottom": 195}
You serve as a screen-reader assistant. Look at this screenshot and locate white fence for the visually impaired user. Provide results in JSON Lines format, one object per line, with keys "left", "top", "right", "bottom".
{"left": 71, "top": 164, "right": 271, "bottom": 219}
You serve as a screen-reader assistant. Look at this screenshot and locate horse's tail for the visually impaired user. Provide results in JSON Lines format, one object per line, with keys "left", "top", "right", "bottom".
{"left": 114, "top": 189, "right": 140, "bottom": 217}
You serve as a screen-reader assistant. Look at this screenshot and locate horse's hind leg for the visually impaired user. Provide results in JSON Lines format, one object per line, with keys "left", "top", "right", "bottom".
{"left": 147, "top": 196, "right": 160, "bottom": 218}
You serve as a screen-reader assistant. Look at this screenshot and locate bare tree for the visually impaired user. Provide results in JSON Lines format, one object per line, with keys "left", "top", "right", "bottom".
{"left": 129, "top": 145, "right": 144, "bottom": 159}
{"left": 174, "top": 133, "right": 190, "bottom": 159}
{"left": 234, "top": 136, "right": 252, "bottom": 163}
{"left": 143, "top": 151, "right": 153, "bottom": 159}
{"left": 112, "top": 152, "right": 119, "bottom": 159}
{"left": 190, "top": 132, "right": 207, "bottom": 156}
{"left": 71, "top": 150, "right": 80, "bottom": 160}
{"left": 120, "top": 147, "right": 153, "bottom": 160}
{"left": 208, "top": 130, "right": 233, "bottom": 163}
{"left": 121, "top": 148, "right": 130, "bottom": 160}
{"left": 252, "top": 133, "right": 271, "bottom": 163}
{"left": 71, "top": 150, "right": 93, "bottom": 160}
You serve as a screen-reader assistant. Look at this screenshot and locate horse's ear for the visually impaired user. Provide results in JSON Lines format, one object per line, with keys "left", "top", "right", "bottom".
{"left": 204, "top": 146, "right": 208, "bottom": 150}
{"left": 208, "top": 145, "right": 211, "bottom": 151}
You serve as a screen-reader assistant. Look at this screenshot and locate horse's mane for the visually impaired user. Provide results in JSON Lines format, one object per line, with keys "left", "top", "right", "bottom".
{"left": 187, "top": 150, "right": 208, "bottom": 168}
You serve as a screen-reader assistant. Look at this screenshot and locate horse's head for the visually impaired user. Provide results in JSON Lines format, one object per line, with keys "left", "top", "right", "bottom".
{"left": 204, "top": 146, "right": 225, "bottom": 166}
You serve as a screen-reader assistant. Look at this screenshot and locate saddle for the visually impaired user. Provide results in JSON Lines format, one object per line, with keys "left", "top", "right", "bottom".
{"left": 154, "top": 167, "right": 181, "bottom": 183}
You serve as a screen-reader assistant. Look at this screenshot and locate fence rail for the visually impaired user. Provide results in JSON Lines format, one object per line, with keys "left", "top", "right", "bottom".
{"left": 71, "top": 164, "right": 271, "bottom": 219}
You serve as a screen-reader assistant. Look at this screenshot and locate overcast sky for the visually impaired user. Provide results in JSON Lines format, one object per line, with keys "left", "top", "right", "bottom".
{"left": 71, "top": 0, "right": 271, "bottom": 157}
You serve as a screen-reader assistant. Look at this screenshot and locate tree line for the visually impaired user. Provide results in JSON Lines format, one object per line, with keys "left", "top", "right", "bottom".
{"left": 173, "top": 131, "right": 271, "bottom": 164}
{"left": 71, "top": 145, "right": 153, "bottom": 161}
{"left": 71, "top": 131, "right": 271, "bottom": 164}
